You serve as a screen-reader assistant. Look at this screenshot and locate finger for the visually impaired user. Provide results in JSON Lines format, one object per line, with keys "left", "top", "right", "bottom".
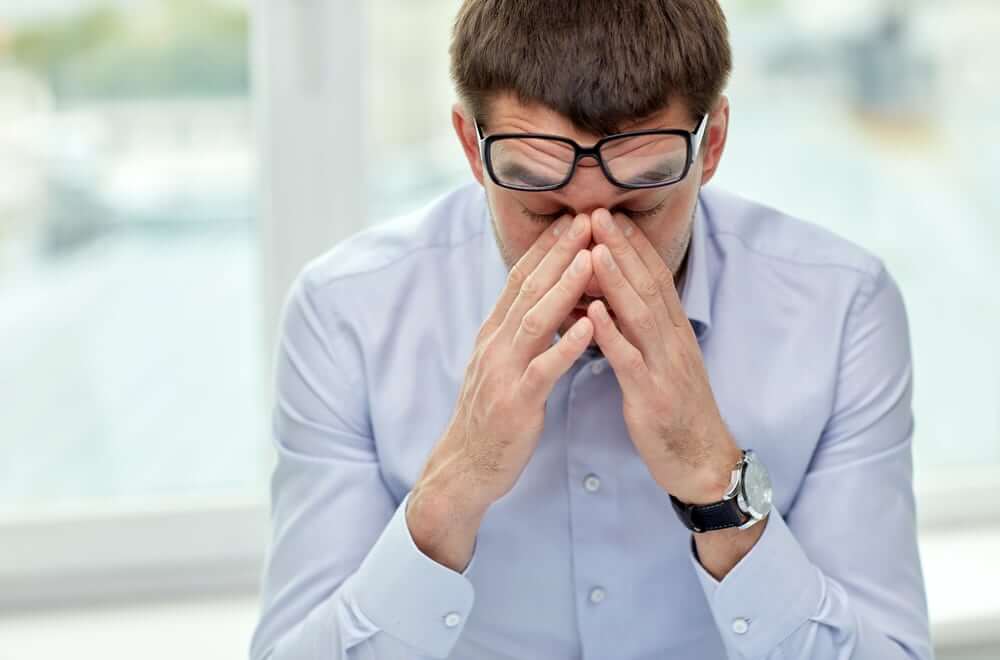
{"left": 512, "top": 248, "right": 593, "bottom": 358}
{"left": 592, "top": 208, "right": 675, "bottom": 346}
{"left": 615, "top": 212, "right": 691, "bottom": 337}
{"left": 590, "top": 241, "right": 667, "bottom": 370}
{"left": 497, "top": 212, "right": 592, "bottom": 342}
{"left": 587, "top": 299, "right": 651, "bottom": 394}
{"left": 477, "top": 213, "right": 573, "bottom": 342}
{"left": 518, "top": 316, "right": 594, "bottom": 406}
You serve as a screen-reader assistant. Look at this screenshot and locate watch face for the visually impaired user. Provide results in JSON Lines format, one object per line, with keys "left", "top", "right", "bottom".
{"left": 741, "top": 453, "right": 773, "bottom": 519}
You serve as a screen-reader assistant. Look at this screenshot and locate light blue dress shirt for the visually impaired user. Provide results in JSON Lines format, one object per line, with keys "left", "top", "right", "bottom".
{"left": 249, "top": 182, "right": 933, "bottom": 660}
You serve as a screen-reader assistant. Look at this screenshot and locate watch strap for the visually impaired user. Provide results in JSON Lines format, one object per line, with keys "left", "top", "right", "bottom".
{"left": 669, "top": 493, "right": 747, "bottom": 533}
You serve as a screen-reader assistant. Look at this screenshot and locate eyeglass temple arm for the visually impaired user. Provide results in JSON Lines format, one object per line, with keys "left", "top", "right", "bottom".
{"left": 691, "top": 113, "right": 710, "bottom": 160}
{"left": 473, "top": 118, "right": 488, "bottom": 161}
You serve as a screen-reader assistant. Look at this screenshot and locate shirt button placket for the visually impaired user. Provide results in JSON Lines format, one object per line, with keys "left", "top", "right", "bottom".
{"left": 567, "top": 357, "right": 619, "bottom": 659}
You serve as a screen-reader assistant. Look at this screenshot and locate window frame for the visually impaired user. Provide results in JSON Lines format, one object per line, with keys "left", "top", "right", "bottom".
{"left": 0, "top": 0, "right": 367, "bottom": 607}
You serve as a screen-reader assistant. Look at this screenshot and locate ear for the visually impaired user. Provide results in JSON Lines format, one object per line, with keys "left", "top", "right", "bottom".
{"left": 699, "top": 95, "right": 730, "bottom": 186}
{"left": 452, "top": 102, "right": 485, "bottom": 186}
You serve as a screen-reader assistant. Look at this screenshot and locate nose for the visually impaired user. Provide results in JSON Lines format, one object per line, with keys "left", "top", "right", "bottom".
{"left": 559, "top": 163, "right": 619, "bottom": 218}
{"left": 556, "top": 171, "right": 619, "bottom": 304}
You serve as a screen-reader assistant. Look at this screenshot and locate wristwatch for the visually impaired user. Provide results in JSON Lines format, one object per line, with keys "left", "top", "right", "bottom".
{"left": 669, "top": 449, "right": 773, "bottom": 533}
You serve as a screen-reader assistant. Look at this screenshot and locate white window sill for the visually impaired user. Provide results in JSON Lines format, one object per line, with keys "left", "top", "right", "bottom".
{"left": 0, "top": 592, "right": 260, "bottom": 660}
{"left": 921, "top": 525, "right": 1000, "bottom": 649}
{"left": 1, "top": 529, "right": 997, "bottom": 659}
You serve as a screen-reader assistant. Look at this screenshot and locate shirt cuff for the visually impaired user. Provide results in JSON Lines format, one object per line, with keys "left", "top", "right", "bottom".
{"left": 688, "top": 507, "right": 823, "bottom": 658}
{"left": 343, "top": 490, "right": 477, "bottom": 659}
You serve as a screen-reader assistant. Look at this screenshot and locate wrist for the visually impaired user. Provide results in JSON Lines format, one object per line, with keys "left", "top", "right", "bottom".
{"left": 406, "top": 461, "right": 489, "bottom": 573}
{"left": 678, "top": 442, "right": 744, "bottom": 505}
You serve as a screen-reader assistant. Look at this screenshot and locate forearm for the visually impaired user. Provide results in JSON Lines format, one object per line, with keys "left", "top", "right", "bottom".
{"left": 407, "top": 453, "right": 490, "bottom": 573}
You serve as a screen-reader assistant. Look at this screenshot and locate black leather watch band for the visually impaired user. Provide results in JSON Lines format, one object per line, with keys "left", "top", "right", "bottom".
{"left": 669, "top": 493, "right": 747, "bottom": 533}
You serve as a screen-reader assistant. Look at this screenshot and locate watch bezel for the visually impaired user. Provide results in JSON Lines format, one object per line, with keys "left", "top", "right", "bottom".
{"left": 736, "top": 449, "right": 773, "bottom": 527}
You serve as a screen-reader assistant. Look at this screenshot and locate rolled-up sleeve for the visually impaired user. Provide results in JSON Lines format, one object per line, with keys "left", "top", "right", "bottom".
{"left": 249, "top": 270, "right": 477, "bottom": 660}
{"left": 689, "top": 263, "right": 933, "bottom": 660}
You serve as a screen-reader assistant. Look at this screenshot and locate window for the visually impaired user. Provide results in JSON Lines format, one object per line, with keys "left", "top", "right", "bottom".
{"left": 3, "top": 0, "right": 996, "bottom": 611}
{"left": 0, "top": 0, "right": 268, "bottom": 602}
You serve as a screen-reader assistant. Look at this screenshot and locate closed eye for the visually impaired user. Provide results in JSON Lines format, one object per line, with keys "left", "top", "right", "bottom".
{"left": 521, "top": 199, "right": 666, "bottom": 224}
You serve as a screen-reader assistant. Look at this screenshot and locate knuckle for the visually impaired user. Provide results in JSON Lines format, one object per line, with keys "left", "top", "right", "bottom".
{"left": 520, "top": 311, "right": 545, "bottom": 337}
{"left": 639, "top": 278, "right": 660, "bottom": 299}
{"left": 630, "top": 310, "right": 656, "bottom": 331}
{"left": 553, "top": 237, "right": 575, "bottom": 258}
{"left": 558, "top": 334, "right": 580, "bottom": 358}
{"left": 477, "top": 339, "right": 500, "bottom": 365}
{"left": 508, "top": 263, "right": 527, "bottom": 288}
{"left": 626, "top": 347, "right": 646, "bottom": 372}
{"left": 475, "top": 325, "right": 492, "bottom": 346}
{"left": 654, "top": 267, "right": 673, "bottom": 291}
{"left": 554, "top": 278, "right": 575, "bottom": 299}
{"left": 610, "top": 242, "right": 631, "bottom": 259}
{"left": 520, "top": 273, "right": 541, "bottom": 296}
{"left": 520, "top": 360, "right": 544, "bottom": 392}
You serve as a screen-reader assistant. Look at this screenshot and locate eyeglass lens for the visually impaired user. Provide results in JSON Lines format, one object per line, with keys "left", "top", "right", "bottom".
{"left": 489, "top": 133, "right": 689, "bottom": 189}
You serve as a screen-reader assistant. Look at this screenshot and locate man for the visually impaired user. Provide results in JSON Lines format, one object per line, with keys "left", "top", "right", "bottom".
{"left": 250, "top": 1, "right": 933, "bottom": 659}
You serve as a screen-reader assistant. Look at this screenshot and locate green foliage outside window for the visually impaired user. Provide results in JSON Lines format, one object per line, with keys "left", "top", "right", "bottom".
{"left": 3, "top": 0, "right": 248, "bottom": 101}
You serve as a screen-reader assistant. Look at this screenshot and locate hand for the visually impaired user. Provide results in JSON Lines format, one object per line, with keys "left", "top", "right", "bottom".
{"left": 407, "top": 212, "right": 597, "bottom": 570}
{"left": 585, "top": 208, "right": 742, "bottom": 505}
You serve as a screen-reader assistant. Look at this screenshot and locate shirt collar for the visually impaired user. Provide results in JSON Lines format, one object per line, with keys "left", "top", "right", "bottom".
{"left": 479, "top": 189, "right": 713, "bottom": 341}
{"left": 680, "top": 195, "right": 713, "bottom": 340}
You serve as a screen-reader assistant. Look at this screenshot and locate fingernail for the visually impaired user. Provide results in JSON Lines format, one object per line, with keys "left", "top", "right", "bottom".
{"left": 571, "top": 320, "right": 587, "bottom": 339}
{"left": 594, "top": 301, "right": 610, "bottom": 321}
{"left": 618, "top": 219, "right": 634, "bottom": 237}
{"left": 553, "top": 220, "right": 564, "bottom": 237}
{"left": 572, "top": 250, "right": 587, "bottom": 274}
{"left": 599, "top": 210, "right": 615, "bottom": 231}
{"left": 570, "top": 215, "right": 585, "bottom": 238}
{"left": 601, "top": 246, "right": 616, "bottom": 270}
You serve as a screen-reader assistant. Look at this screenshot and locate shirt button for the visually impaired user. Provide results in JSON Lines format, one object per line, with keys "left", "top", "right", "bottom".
{"left": 582, "top": 474, "right": 601, "bottom": 493}
{"left": 731, "top": 617, "right": 749, "bottom": 635}
{"left": 589, "top": 587, "right": 606, "bottom": 604}
{"left": 443, "top": 612, "right": 462, "bottom": 628}
{"left": 590, "top": 361, "right": 605, "bottom": 375}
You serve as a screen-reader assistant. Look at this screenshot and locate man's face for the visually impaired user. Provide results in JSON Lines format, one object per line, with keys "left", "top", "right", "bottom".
{"left": 455, "top": 93, "right": 728, "bottom": 345}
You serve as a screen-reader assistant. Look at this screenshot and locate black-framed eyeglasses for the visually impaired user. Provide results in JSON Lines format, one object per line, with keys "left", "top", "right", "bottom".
{"left": 475, "top": 114, "right": 709, "bottom": 192}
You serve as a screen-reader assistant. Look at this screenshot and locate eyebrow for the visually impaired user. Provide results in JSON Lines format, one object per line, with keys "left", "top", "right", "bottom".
{"left": 495, "top": 162, "right": 562, "bottom": 188}
{"left": 600, "top": 135, "right": 670, "bottom": 160}
{"left": 631, "top": 168, "right": 676, "bottom": 184}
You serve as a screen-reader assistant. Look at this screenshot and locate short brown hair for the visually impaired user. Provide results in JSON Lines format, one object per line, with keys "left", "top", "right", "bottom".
{"left": 450, "top": 0, "right": 732, "bottom": 135}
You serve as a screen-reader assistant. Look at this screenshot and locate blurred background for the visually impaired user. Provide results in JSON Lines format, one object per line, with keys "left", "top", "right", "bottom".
{"left": 0, "top": 0, "right": 997, "bottom": 658}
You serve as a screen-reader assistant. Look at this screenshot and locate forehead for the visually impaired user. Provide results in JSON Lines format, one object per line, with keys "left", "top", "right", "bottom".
{"left": 484, "top": 92, "right": 694, "bottom": 144}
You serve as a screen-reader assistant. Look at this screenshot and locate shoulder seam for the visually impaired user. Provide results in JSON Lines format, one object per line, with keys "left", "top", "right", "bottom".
{"left": 308, "top": 229, "right": 487, "bottom": 292}
{"left": 848, "top": 259, "right": 890, "bottom": 319}
{"left": 708, "top": 229, "right": 881, "bottom": 279}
